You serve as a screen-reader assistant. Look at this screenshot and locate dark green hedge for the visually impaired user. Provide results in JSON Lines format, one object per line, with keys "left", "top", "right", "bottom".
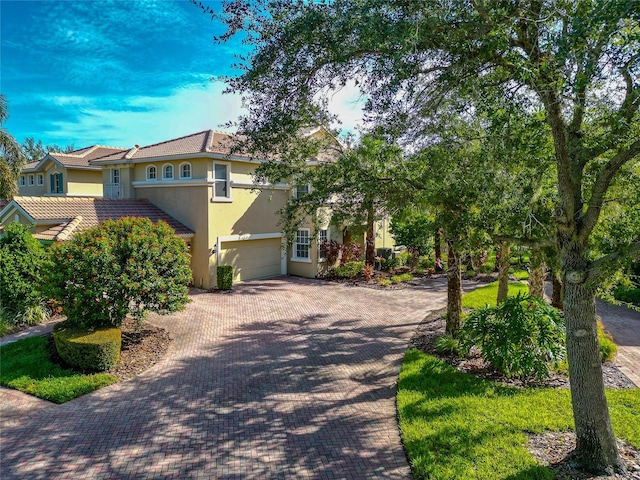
{"left": 53, "top": 322, "right": 121, "bottom": 372}
{"left": 217, "top": 265, "right": 233, "bottom": 290}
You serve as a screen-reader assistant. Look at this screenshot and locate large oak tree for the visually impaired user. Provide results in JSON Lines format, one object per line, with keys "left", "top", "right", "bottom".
{"left": 203, "top": 0, "right": 640, "bottom": 472}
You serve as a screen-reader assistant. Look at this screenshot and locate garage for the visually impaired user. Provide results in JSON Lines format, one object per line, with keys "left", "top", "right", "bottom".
{"left": 218, "top": 234, "right": 285, "bottom": 282}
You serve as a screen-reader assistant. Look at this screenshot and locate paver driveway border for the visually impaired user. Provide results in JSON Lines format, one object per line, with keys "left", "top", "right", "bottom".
{"left": 1, "top": 276, "right": 451, "bottom": 480}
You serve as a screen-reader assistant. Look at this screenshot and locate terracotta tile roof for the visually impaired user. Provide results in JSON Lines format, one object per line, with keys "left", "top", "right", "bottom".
{"left": 23, "top": 161, "right": 40, "bottom": 170}
{"left": 11, "top": 196, "right": 194, "bottom": 240}
{"left": 49, "top": 145, "right": 127, "bottom": 168}
{"left": 91, "top": 130, "right": 245, "bottom": 163}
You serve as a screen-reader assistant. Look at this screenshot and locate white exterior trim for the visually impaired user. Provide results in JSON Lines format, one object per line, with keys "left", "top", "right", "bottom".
{"left": 216, "top": 233, "right": 287, "bottom": 276}
{"left": 292, "top": 228, "right": 312, "bottom": 262}
{"left": 231, "top": 181, "right": 290, "bottom": 191}
{"left": 132, "top": 179, "right": 213, "bottom": 188}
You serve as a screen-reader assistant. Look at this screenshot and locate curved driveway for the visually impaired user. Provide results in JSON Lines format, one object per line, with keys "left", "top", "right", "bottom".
{"left": 1, "top": 277, "right": 449, "bottom": 479}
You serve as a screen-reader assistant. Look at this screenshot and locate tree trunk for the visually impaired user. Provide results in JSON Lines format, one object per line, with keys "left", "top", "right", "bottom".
{"left": 552, "top": 270, "right": 563, "bottom": 309}
{"left": 365, "top": 202, "right": 376, "bottom": 266}
{"left": 562, "top": 248, "right": 624, "bottom": 474}
{"left": 497, "top": 242, "right": 510, "bottom": 304}
{"left": 434, "top": 228, "right": 442, "bottom": 262}
{"left": 528, "top": 248, "right": 546, "bottom": 299}
{"left": 446, "top": 240, "right": 463, "bottom": 338}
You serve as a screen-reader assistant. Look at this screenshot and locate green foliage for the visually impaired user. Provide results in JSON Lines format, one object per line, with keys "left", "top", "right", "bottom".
{"left": 45, "top": 217, "right": 191, "bottom": 329}
{"left": 217, "top": 265, "right": 233, "bottom": 290}
{"left": 333, "top": 261, "right": 365, "bottom": 279}
{"left": 377, "top": 277, "right": 391, "bottom": 287}
{"left": 53, "top": 322, "right": 121, "bottom": 372}
{"left": 0, "top": 336, "right": 117, "bottom": 403}
{"left": 613, "top": 284, "right": 640, "bottom": 304}
{"left": 417, "top": 255, "right": 434, "bottom": 270}
{"left": 390, "top": 273, "right": 413, "bottom": 283}
{"left": 380, "top": 257, "right": 398, "bottom": 271}
{"left": 0, "top": 94, "right": 27, "bottom": 200}
{"left": 12, "top": 301, "right": 49, "bottom": 326}
{"left": 397, "top": 349, "right": 640, "bottom": 480}
{"left": 512, "top": 270, "right": 530, "bottom": 280}
{"left": 390, "top": 212, "right": 433, "bottom": 256}
{"left": 460, "top": 294, "right": 566, "bottom": 381}
{"left": 462, "top": 281, "right": 529, "bottom": 310}
{"left": 0, "top": 223, "right": 48, "bottom": 323}
{"left": 434, "top": 335, "right": 459, "bottom": 355}
{"left": 597, "top": 321, "right": 618, "bottom": 363}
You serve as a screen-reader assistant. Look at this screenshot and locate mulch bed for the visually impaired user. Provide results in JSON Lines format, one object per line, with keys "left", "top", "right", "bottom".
{"left": 47, "top": 318, "right": 171, "bottom": 381}
{"left": 409, "top": 315, "right": 640, "bottom": 479}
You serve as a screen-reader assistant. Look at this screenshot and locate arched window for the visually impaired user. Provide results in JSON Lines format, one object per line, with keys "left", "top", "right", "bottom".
{"left": 146, "top": 165, "right": 157, "bottom": 181}
{"left": 162, "top": 164, "right": 174, "bottom": 180}
{"left": 50, "top": 172, "right": 63, "bottom": 194}
{"left": 180, "top": 162, "right": 191, "bottom": 179}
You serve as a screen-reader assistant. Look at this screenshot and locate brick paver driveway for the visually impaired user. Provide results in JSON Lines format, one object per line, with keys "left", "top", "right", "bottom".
{"left": 1, "top": 276, "right": 449, "bottom": 479}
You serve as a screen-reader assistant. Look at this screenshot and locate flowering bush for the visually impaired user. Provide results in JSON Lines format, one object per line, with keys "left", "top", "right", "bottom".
{"left": 45, "top": 217, "right": 191, "bottom": 329}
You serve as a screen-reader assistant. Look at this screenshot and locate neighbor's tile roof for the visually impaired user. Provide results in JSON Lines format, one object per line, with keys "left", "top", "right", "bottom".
{"left": 48, "top": 146, "right": 128, "bottom": 168}
{"left": 11, "top": 196, "right": 193, "bottom": 240}
{"left": 91, "top": 130, "right": 244, "bottom": 163}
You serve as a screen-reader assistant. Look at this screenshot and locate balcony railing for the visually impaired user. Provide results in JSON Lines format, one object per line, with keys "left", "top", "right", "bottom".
{"left": 104, "top": 183, "right": 122, "bottom": 199}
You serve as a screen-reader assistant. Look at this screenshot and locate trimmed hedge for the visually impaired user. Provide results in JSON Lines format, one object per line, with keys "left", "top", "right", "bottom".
{"left": 217, "top": 265, "right": 233, "bottom": 290}
{"left": 53, "top": 322, "right": 121, "bottom": 372}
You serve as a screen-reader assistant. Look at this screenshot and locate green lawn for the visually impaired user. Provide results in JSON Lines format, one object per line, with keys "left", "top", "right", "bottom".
{"left": 463, "top": 280, "right": 529, "bottom": 309}
{"left": 398, "top": 349, "right": 640, "bottom": 480}
{"left": 0, "top": 336, "right": 118, "bottom": 403}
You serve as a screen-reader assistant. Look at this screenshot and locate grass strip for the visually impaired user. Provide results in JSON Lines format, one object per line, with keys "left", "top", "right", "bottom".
{"left": 463, "top": 281, "right": 529, "bottom": 310}
{"left": 0, "top": 336, "right": 117, "bottom": 403}
{"left": 398, "top": 349, "right": 640, "bottom": 480}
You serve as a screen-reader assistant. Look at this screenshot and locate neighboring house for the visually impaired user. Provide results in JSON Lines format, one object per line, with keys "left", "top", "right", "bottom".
{"left": 2, "top": 129, "right": 394, "bottom": 288}
{"left": 0, "top": 196, "right": 193, "bottom": 243}
{"left": 18, "top": 146, "right": 127, "bottom": 197}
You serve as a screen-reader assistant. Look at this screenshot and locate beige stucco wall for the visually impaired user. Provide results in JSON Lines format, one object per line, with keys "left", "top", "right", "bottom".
{"left": 18, "top": 174, "right": 47, "bottom": 197}
{"left": 101, "top": 165, "right": 134, "bottom": 198}
{"left": 66, "top": 169, "right": 103, "bottom": 196}
{"left": 133, "top": 183, "right": 211, "bottom": 289}
{"left": 375, "top": 216, "right": 394, "bottom": 250}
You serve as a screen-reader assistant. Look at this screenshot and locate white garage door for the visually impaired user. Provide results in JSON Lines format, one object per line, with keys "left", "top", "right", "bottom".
{"left": 219, "top": 237, "right": 283, "bottom": 282}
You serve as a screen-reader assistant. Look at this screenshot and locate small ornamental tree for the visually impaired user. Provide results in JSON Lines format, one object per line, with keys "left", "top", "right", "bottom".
{"left": 45, "top": 217, "right": 191, "bottom": 329}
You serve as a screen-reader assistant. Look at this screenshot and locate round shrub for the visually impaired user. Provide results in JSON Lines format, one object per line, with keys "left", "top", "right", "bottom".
{"left": 217, "top": 265, "right": 233, "bottom": 290}
{"left": 333, "top": 261, "right": 365, "bottom": 278}
{"left": 460, "top": 293, "right": 566, "bottom": 381}
{"left": 53, "top": 322, "right": 121, "bottom": 372}
{"left": 45, "top": 217, "right": 191, "bottom": 329}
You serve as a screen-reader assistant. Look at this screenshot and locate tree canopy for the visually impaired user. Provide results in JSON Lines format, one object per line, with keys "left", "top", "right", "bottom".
{"left": 207, "top": 0, "right": 640, "bottom": 471}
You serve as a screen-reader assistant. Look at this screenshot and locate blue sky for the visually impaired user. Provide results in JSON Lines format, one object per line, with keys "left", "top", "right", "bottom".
{"left": 1, "top": 0, "right": 363, "bottom": 150}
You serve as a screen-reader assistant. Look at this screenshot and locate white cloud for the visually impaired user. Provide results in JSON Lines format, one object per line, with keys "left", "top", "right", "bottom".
{"left": 319, "top": 80, "right": 368, "bottom": 135}
{"left": 43, "top": 81, "right": 245, "bottom": 147}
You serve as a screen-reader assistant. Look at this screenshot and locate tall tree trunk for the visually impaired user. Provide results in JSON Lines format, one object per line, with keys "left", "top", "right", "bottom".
{"left": 365, "top": 202, "right": 375, "bottom": 266}
{"left": 552, "top": 270, "right": 563, "bottom": 309}
{"left": 434, "top": 228, "right": 442, "bottom": 262}
{"left": 497, "top": 242, "right": 510, "bottom": 304}
{"left": 528, "top": 248, "right": 546, "bottom": 299}
{"left": 446, "top": 239, "right": 463, "bottom": 338}
{"left": 562, "top": 247, "right": 624, "bottom": 473}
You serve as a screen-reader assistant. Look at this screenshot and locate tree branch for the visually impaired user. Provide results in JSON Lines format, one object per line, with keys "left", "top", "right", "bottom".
{"left": 493, "top": 235, "right": 555, "bottom": 248}
{"left": 579, "top": 139, "right": 640, "bottom": 243}
{"left": 587, "top": 241, "right": 640, "bottom": 288}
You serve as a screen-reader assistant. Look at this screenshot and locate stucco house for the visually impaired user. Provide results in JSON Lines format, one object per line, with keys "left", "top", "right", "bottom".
{"left": 2, "top": 130, "right": 394, "bottom": 289}
{"left": 18, "top": 146, "right": 127, "bottom": 197}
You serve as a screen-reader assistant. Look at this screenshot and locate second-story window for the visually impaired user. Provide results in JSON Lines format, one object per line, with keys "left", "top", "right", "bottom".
{"left": 50, "top": 172, "right": 63, "bottom": 194}
{"left": 213, "top": 163, "right": 229, "bottom": 198}
{"left": 146, "top": 165, "right": 157, "bottom": 181}
{"left": 180, "top": 162, "right": 191, "bottom": 179}
{"left": 294, "top": 184, "right": 310, "bottom": 198}
{"left": 163, "top": 164, "right": 174, "bottom": 180}
{"left": 111, "top": 168, "right": 120, "bottom": 184}
{"left": 37, "top": 173, "right": 44, "bottom": 186}
{"left": 19, "top": 176, "right": 26, "bottom": 187}
{"left": 28, "top": 174, "right": 35, "bottom": 186}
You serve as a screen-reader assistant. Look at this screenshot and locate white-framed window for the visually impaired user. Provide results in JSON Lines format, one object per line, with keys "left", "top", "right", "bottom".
{"left": 318, "top": 229, "right": 328, "bottom": 261}
{"left": 293, "top": 228, "right": 311, "bottom": 261}
{"left": 28, "top": 174, "right": 35, "bottom": 186}
{"left": 180, "top": 162, "right": 192, "bottom": 179}
{"left": 37, "top": 173, "right": 44, "bottom": 186}
{"left": 293, "top": 184, "right": 310, "bottom": 198}
{"left": 19, "top": 175, "right": 26, "bottom": 187}
{"left": 213, "top": 163, "right": 230, "bottom": 198}
{"left": 111, "top": 168, "right": 120, "bottom": 184}
{"left": 162, "top": 164, "right": 174, "bottom": 180}
{"left": 50, "top": 172, "right": 63, "bottom": 194}
{"left": 146, "top": 165, "right": 157, "bottom": 181}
